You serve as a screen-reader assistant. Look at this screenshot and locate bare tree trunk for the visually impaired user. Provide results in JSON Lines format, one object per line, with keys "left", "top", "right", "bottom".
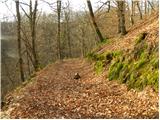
{"left": 117, "top": 1, "right": 127, "bottom": 35}
{"left": 117, "top": 8, "right": 121, "bottom": 33}
{"left": 32, "top": 0, "right": 39, "bottom": 71}
{"left": 107, "top": 1, "right": 110, "bottom": 12}
{"left": 57, "top": 0, "right": 61, "bottom": 59}
{"left": 29, "top": 0, "right": 39, "bottom": 71}
{"left": 15, "top": 0, "right": 25, "bottom": 82}
{"left": 136, "top": 1, "right": 143, "bottom": 20}
{"left": 26, "top": 50, "right": 31, "bottom": 76}
{"left": 86, "top": 0, "right": 104, "bottom": 42}
{"left": 145, "top": 0, "right": 147, "bottom": 14}
{"left": 130, "top": 0, "right": 134, "bottom": 25}
{"left": 64, "top": 10, "right": 72, "bottom": 58}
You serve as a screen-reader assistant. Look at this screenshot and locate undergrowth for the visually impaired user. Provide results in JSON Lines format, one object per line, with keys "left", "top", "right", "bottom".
{"left": 87, "top": 33, "right": 159, "bottom": 92}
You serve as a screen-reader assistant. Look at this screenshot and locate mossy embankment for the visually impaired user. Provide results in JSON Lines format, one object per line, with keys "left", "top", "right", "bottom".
{"left": 87, "top": 32, "right": 159, "bottom": 92}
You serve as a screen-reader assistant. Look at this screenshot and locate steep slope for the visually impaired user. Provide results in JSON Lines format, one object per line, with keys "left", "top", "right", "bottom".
{"left": 97, "top": 12, "right": 158, "bottom": 53}
{"left": 88, "top": 12, "right": 159, "bottom": 91}
{"left": 1, "top": 13, "right": 159, "bottom": 119}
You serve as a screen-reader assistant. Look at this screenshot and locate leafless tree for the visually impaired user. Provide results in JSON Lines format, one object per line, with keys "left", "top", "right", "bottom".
{"left": 30, "top": 0, "right": 39, "bottom": 71}
{"left": 15, "top": 0, "right": 25, "bottom": 82}
{"left": 57, "top": 0, "right": 62, "bottom": 59}
{"left": 136, "top": 1, "right": 143, "bottom": 19}
{"left": 86, "top": 0, "right": 104, "bottom": 42}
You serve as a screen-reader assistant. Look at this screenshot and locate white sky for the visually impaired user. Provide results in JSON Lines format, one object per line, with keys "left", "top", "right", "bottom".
{"left": 0, "top": 0, "right": 107, "bottom": 21}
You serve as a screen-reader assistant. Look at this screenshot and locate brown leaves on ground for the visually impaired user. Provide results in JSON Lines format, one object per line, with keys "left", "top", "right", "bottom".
{"left": 2, "top": 59, "right": 159, "bottom": 119}
{"left": 97, "top": 12, "right": 159, "bottom": 54}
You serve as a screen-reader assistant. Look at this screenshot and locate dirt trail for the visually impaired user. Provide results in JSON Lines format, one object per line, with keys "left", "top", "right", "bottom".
{"left": 1, "top": 59, "right": 159, "bottom": 119}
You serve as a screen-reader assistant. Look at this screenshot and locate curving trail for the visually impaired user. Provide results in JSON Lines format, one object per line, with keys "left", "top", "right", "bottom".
{"left": 1, "top": 59, "right": 159, "bottom": 119}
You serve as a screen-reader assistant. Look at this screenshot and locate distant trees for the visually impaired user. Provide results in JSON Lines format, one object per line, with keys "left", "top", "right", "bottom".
{"left": 86, "top": 0, "right": 104, "bottom": 42}
{"left": 63, "top": 1, "right": 72, "bottom": 58}
{"left": 15, "top": 0, "right": 25, "bottom": 82}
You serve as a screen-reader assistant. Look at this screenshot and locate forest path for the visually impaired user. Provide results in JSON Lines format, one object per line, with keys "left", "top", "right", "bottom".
{"left": 2, "top": 59, "right": 159, "bottom": 119}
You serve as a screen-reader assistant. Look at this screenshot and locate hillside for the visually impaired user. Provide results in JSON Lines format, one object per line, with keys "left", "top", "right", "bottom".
{"left": 1, "top": 14, "right": 159, "bottom": 119}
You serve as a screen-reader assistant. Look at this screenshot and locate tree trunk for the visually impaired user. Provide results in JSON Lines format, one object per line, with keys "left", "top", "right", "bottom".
{"left": 117, "top": 7, "right": 121, "bottom": 33}
{"left": 86, "top": 0, "right": 104, "bottom": 42}
{"left": 29, "top": 0, "right": 39, "bottom": 71}
{"left": 107, "top": 1, "right": 110, "bottom": 12}
{"left": 117, "top": 1, "right": 127, "bottom": 35}
{"left": 130, "top": 0, "right": 134, "bottom": 25}
{"left": 136, "top": 1, "right": 143, "bottom": 20}
{"left": 145, "top": 0, "right": 147, "bottom": 14}
{"left": 15, "top": 0, "right": 25, "bottom": 82}
{"left": 26, "top": 50, "right": 31, "bottom": 76}
{"left": 57, "top": 0, "right": 61, "bottom": 59}
{"left": 32, "top": 0, "right": 39, "bottom": 71}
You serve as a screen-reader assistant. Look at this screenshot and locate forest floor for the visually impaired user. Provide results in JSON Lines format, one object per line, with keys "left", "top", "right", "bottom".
{"left": 1, "top": 59, "right": 159, "bottom": 119}
{"left": 1, "top": 12, "right": 159, "bottom": 119}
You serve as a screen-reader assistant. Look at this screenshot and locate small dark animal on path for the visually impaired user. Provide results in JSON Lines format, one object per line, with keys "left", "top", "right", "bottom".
{"left": 74, "top": 73, "right": 81, "bottom": 80}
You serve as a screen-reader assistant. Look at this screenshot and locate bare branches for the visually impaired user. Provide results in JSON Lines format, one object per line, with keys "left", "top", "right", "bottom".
{"left": 20, "top": 5, "right": 31, "bottom": 19}
{"left": 39, "top": 0, "right": 57, "bottom": 11}
{"left": 94, "top": 1, "right": 110, "bottom": 14}
{"left": 4, "top": 1, "right": 17, "bottom": 20}
{"left": 148, "top": 1, "right": 155, "bottom": 11}
{"left": 87, "top": 0, "right": 104, "bottom": 42}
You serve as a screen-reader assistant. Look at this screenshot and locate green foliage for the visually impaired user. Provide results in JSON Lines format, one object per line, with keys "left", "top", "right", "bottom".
{"left": 135, "top": 32, "right": 147, "bottom": 45}
{"left": 97, "top": 39, "right": 109, "bottom": 46}
{"left": 86, "top": 52, "right": 97, "bottom": 61}
{"left": 108, "top": 60, "right": 123, "bottom": 80}
{"left": 108, "top": 34, "right": 158, "bottom": 92}
{"left": 87, "top": 33, "right": 158, "bottom": 92}
{"left": 87, "top": 50, "right": 123, "bottom": 75}
{"left": 94, "top": 61, "right": 104, "bottom": 75}
{"left": 134, "top": 58, "right": 147, "bottom": 69}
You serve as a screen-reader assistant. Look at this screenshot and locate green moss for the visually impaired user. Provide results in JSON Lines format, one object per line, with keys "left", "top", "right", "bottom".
{"left": 133, "top": 42, "right": 148, "bottom": 59}
{"left": 94, "top": 61, "right": 104, "bottom": 75}
{"left": 87, "top": 35, "right": 158, "bottom": 92}
{"left": 127, "top": 72, "right": 137, "bottom": 89}
{"left": 107, "top": 38, "right": 158, "bottom": 92}
{"left": 119, "top": 63, "right": 130, "bottom": 83}
{"left": 112, "top": 51, "right": 123, "bottom": 57}
{"left": 150, "top": 57, "right": 159, "bottom": 69}
{"left": 134, "top": 58, "right": 147, "bottom": 69}
{"left": 135, "top": 32, "right": 147, "bottom": 45}
{"left": 97, "top": 39, "right": 110, "bottom": 46}
{"left": 108, "top": 60, "right": 123, "bottom": 80}
{"left": 86, "top": 52, "right": 96, "bottom": 61}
